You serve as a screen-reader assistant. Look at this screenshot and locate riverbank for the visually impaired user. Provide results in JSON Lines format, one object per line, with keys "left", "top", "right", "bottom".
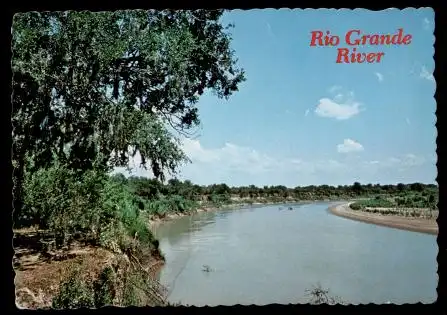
{"left": 146, "top": 198, "right": 341, "bottom": 228}
{"left": 328, "top": 202, "right": 438, "bottom": 235}
{"left": 15, "top": 199, "right": 437, "bottom": 308}
{"left": 152, "top": 199, "right": 438, "bottom": 306}
{"left": 14, "top": 200, "right": 317, "bottom": 309}
{"left": 147, "top": 201, "right": 278, "bottom": 228}
{"left": 14, "top": 229, "right": 167, "bottom": 309}
{"left": 147, "top": 198, "right": 370, "bottom": 228}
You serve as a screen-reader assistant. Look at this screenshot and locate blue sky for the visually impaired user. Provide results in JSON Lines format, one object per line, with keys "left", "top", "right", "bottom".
{"left": 119, "top": 8, "right": 436, "bottom": 187}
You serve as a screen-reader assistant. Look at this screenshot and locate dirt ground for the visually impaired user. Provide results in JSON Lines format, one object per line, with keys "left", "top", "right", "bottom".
{"left": 13, "top": 229, "right": 164, "bottom": 309}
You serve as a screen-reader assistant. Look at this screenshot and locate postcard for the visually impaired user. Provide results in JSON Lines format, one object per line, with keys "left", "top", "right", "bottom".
{"left": 12, "top": 8, "right": 437, "bottom": 308}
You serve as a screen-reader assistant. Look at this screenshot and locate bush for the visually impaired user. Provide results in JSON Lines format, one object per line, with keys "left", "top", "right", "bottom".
{"left": 93, "top": 266, "right": 116, "bottom": 307}
{"left": 52, "top": 268, "right": 95, "bottom": 309}
{"left": 52, "top": 263, "right": 167, "bottom": 308}
{"left": 145, "top": 195, "right": 198, "bottom": 215}
{"left": 356, "top": 198, "right": 394, "bottom": 208}
{"left": 349, "top": 203, "right": 362, "bottom": 210}
{"left": 21, "top": 164, "right": 108, "bottom": 245}
{"left": 20, "top": 163, "right": 158, "bottom": 253}
{"left": 98, "top": 181, "right": 160, "bottom": 260}
{"left": 207, "top": 193, "right": 230, "bottom": 206}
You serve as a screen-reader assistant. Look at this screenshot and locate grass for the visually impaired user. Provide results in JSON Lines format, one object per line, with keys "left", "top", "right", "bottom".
{"left": 15, "top": 167, "right": 438, "bottom": 308}
{"left": 350, "top": 197, "right": 395, "bottom": 209}
{"left": 349, "top": 193, "right": 438, "bottom": 219}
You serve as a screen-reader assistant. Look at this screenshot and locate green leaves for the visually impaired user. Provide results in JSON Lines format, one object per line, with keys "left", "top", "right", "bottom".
{"left": 12, "top": 10, "right": 246, "bottom": 248}
{"left": 22, "top": 164, "right": 105, "bottom": 236}
{"left": 20, "top": 162, "right": 158, "bottom": 252}
{"left": 52, "top": 268, "right": 96, "bottom": 309}
{"left": 12, "top": 10, "right": 245, "bottom": 181}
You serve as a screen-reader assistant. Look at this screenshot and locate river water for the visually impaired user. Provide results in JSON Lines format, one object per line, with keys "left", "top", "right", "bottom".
{"left": 151, "top": 202, "right": 438, "bottom": 306}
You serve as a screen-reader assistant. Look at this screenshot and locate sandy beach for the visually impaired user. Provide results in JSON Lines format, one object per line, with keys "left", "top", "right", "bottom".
{"left": 329, "top": 202, "right": 438, "bottom": 235}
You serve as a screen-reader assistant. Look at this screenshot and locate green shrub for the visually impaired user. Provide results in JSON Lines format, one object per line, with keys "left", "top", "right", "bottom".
{"left": 356, "top": 197, "right": 394, "bottom": 208}
{"left": 98, "top": 222, "right": 125, "bottom": 254}
{"left": 52, "top": 268, "right": 95, "bottom": 309}
{"left": 21, "top": 164, "right": 108, "bottom": 245}
{"left": 93, "top": 266, "right": 116, "bottom": 307}
{"left": 349, "top": 203, "right": 362, "bottom": 210}
{"left": 207, "top": 193, "right": 230, "bottom": 206}
{"left": 20, "top": 163, "right": 158, "bottom": 253}
{"left": 119, "top": 265, "right": 167, "bottom": 307}
{"left": 52, "top": 264, "right": 167, "bottom": 308}
{"left": 144, "top": 195, "right": 198, "bottom": 215}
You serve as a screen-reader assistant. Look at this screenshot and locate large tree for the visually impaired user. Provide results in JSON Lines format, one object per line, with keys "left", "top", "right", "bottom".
{"left": 12, "top": 10, "right": 245, "bottom": 178}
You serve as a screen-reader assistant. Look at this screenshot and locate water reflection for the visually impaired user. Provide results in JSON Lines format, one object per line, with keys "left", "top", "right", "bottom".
{"left": 153, "top": 213, "right": 218, "bottom": 248}
{"left": 153, "top": 203, "right": 437, "bottom": 306}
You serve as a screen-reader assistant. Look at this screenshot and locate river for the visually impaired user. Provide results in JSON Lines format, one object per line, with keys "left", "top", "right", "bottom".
{"left": 151, "top": 202, "right": 438, "bottom": 306}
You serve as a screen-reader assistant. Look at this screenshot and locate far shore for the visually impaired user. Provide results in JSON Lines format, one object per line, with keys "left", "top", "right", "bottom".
{"left": 14, "top": 199, "right": 437, "bottom": 308}
{"left": 148, "top": 200, "right": 439, "bottom": 236}
{"left": 148, "top": 201, "right": 282, "bottom": 228}
{"left": 328, "top": 202, "right": 438, "bottom": 235}
{"left": 147, "top": 199, "right": 364, "bottom": 228}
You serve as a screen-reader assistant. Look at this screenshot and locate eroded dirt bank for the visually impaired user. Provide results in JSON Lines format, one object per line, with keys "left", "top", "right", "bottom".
{"left": 13, "top": 230, "right": 166, "bottom": 309}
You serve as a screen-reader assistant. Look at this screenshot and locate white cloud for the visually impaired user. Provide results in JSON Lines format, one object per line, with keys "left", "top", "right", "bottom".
{"left": 337, "top": 139, "right": 364, "bottom": 153}
{"left": 315, "top": 98, "right": 361, "bottom": 120}
{"left": 177, "top": 140, "right": 321, "bottom": 186}
{"left": 315, "top": 87, "right": 362, "bottom": 120}
{"left": 182, "top": 139, "right": 279, "bottom": 175}
{"left": 370, "top": 154, "right": 425, "bottom": 169}
{"left": 375, "top": 72, "right": 384, "bottom": 82}
{"left": 333, "top": 93, "right": 344, "bottom": 102}
{"left": 113, "top": 139, "right": 434, "bottom": 187}
{"left": 182, "top": 138, "right": 221, "bottom": 163}
{"left": 172, "top": 139, "right": 355, "bottom": 185}
{"left": 402, "top": 153, "right": 425, "bottom": 167}
{"left": 112, "top": 152, "right": 154, "bottom": 178}
{"left": 388, "top": 157, "right": 401, "bottom": 164}
{"left": 420, "top": 66, "right": 435, "bottom": 82}
{"left": 304, "top": 109, "right": 310, "bottom": 117}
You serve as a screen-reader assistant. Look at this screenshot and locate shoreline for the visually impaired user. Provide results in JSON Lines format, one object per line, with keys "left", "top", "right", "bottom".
{"left": 147, "top": 201, "right": 280, "bottom": 228}
{"left": 15, "top": 199, "right": 437, "bottom": 308}
{"left": 328, "top": 202, "right": 438, "bottom": 235}
{"left": 147, "top": 199, "right": 344, "bottom": 228}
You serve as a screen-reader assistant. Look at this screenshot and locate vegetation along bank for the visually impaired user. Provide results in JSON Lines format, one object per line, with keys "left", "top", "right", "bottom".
{"left": 328, "top": 186, "right": 438, "bottom": 235}
{"left": 12, "top": 10, "right": 438, "bottom": 309}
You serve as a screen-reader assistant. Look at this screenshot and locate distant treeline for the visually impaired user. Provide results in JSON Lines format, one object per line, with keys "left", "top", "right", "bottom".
{"left": 120, "top": 174, "right": 438, "bottom": 202}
